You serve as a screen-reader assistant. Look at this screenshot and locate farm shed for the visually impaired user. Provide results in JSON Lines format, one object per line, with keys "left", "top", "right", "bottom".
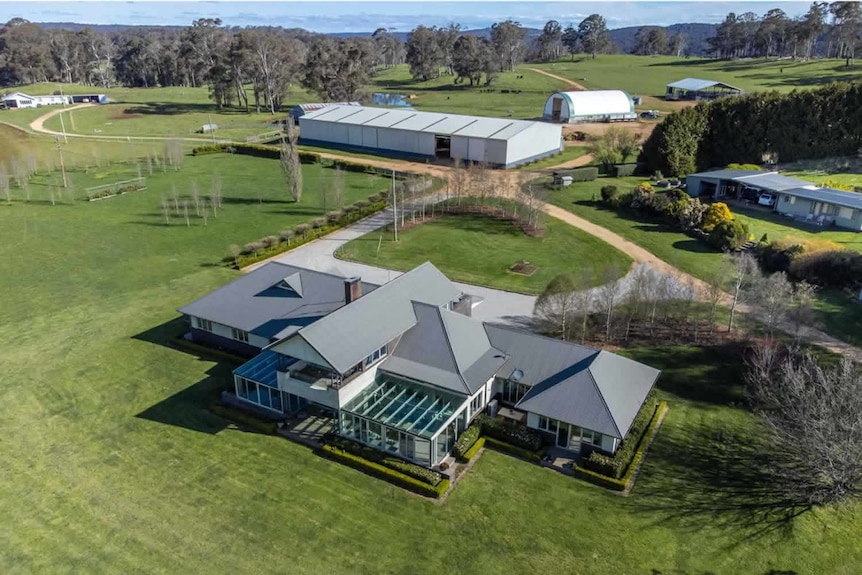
{"left": 542, "top": 90, "right": 636, "bottom": 123}
{"left": 299, "top": 105, "right": 563, "bottom": 168}
{"left": 69, "top": 94, "right": 108, "bottom": 104}
{"left": 2, "top": 92, "right": 68, "bottom": 109}
{"left": 289, "top": 101, "right": 360, "bottom": 121}
{"left": 665, "top": 78, "right": 744, "bottom": 101}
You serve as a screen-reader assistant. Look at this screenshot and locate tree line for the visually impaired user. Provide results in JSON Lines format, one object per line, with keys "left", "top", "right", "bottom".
{"left": 706, "top": 2, "right": 862, "bottom": 63}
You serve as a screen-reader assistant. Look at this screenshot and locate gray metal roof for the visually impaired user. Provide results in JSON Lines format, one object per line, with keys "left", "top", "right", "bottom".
{"left": 688, "top": 169, "right": 766, "bottom": 180}
{"left": 777, "top": 187, "right": 862, "bottom": 210}
{"left": 295, "top": 262, "right": 462, "bottom": 374}
{"left": 734, "top": 172, "right": 815, "bottom": 191}
{"left": 177, "top": 262, "right": 378, "bottom": 339}
{"left": 301, "top": 105, "right": 539, "bottom": 141}
{"left": 667, "top": 78, "right": 743, "bottom": 92}
{"left": 380, "top": 302, "right": 506, "bottom": 395}
{"left": 486, "top": 325, "right": 659, "bottom": 439}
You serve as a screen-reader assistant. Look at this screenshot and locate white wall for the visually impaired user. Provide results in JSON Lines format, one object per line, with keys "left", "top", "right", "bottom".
{"left": 277, "top": 370, "right": 340, "bottom": 409}
{"left": 526, "top": 412, "right": 540, "bottom": 429}
{"left": 193, "top": 316, "right": 263, "bottom": 348}
{"left": 337, "top": 364, "right": 379, "bottom": 406}
{"left": 600, "top": 435, "right": 618, "bottom": 453}
{"left": 505, "top": 123, "right": 563, "bottom": 166}
{"left": 270, "top": 335, "right": 331, "bottom": 368}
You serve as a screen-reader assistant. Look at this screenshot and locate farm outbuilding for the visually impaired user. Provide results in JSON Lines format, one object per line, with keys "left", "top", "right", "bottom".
{"left": 542, "top": 90, "right": 637, "bottom": 123}
{"left": 298, "top": 105, "right": 563, "bottom": 168}
{"left": 69, "top": 93, "right": 108, "bottom": 104}
{"left": 665, "top": 78, "right": 744, "bottom": 101}
{"left": 289, "top": 101, "right": 360, "bottom": 121}
{"left": 2, "top": 92, "right": 68, "bottom": 109}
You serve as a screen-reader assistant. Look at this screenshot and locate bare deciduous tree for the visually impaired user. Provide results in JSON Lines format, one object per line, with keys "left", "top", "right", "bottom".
{"left": 534, "top": 273, "right": 582, "bottom": 340}
{"left": 789, "top": 280, "right": 817, "bottom": 338}
{"left": 747, "top": 342, "right": 862, "bottom": 506}
{"left": 727, "top": 252, "right": 759, "bottom": 333}
{"left": 754, "top": 271, "right": 793, "bottom": 337}
{"left": 161, "top": 196, "right": 171, "bottom": 225}
{"left": 598, "top": 266, "right": 623, "bottom": 342}
{"left": 280, "top": 117, "right": 303, "bottom": 202}
{"left": 228, "top": 244, "right": 241, "bottom": 267}
{"left": 164, "top": 139, "right": 184, "bottom": 171}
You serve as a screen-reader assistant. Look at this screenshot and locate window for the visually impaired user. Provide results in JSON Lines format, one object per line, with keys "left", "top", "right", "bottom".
{"left": 538, "top": 416, "right": 557, "bottom": 433}
{"left": 470, "top": 391, "right": 484, "bottom": 414}
{"left": 364, "top": 345, "right": 388, "bottom": 367}
{"left": 782, "top": 195, "right": 790, "bottom": 203}
{"left": 231, "top": 328, "right": 249, "bottom": 343}
{"left": 839, "top": 206, "right": 854, "bottom": 220}
{"left": 581, "top": 428, "right": 602, "bottom": 446}
{"left": 502, "top": 380, "right": 529, "bottom": 404}
{"left": 198, "top": 318, "right": 213, "bottom": 332}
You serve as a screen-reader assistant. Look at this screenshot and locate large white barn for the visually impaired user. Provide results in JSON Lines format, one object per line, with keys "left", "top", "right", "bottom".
{"left": 543, "top": 90, "right": 637, "bottom": 123}
{"left": 2, "top": 92, "right": 68, "bottom": 109}
{"left": 298, "top": 105, "right": 563, "bottom": 168}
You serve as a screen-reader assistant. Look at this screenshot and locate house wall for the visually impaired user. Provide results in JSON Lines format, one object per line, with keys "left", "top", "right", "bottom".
{"left": 277, "top": 369, "right": 340, "bottom": 409}
{"left": 337, "top": 364, "right": 380, "bottom": 406}
{"left": 776, "top": 193, "right": 862, "bottom": 231}
{"left": 190, "top": 328, "right": 260, "bottom": 358}
{"left": 189, "top": 316, "right": 268, "bottom": 348}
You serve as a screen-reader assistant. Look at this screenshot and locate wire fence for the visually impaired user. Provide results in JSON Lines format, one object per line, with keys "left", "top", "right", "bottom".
{"left": 84, "top": 176, "right": 147, "bottom": 201}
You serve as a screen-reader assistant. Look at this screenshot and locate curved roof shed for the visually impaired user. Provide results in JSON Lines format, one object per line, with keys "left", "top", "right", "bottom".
{"left": 543, "top": 90, "right": 636, "bottom": 123}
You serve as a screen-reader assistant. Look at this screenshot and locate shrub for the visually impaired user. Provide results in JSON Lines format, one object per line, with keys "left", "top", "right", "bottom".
{"left": 191, "top": 144, "right": 225, "bottom": 156}
{"left": 453, "top": 424, "right": 482, "bottom": 461}
{"left": 613, "top": 163, "right": 637, "bottom": 177}
{"left": 629, "top": 185, "right": 654, "bottom": 210}
{"left": 279, "top": 229, "right": 295, "bottom": 242}
{"left": 319, "top": 445, "right": 449, "bottom": 498}
{"left": 367, "top": 193, "right": 382, "bottom": 203}
{"left": 789, "top": 250, "right": 862, "bottom": 290}
{"left": 326, "top": 436, "right": 443, "bottom": 486}
{"left": 483, "top": 436, "right": 543, "bottom": 461}
{"left": 262, "top": 235, "right": 279, "bottom": 247}
{"left": 474, "top": 414, "right": 543, "bottom": 451}
{"left": 608, "top": 191, "right": 633, "bottom": 210}
{"left": 326, "top": 210, "right": 344, "bottom": 223}
{"left": 343, "top": 204, "right": 357, "bottom": 215}
{"left": 700, "top": 202, "right": 733, "bottom": 232}
{"left": 295, "top": 223, "right": 311, "bottom": 238}
{"left": 210, "top": 405, "right": 277, "bottom": 435}
{"left": 726, "top": 163, "right": 763, "bottom": 171}
{"left": 354, "top": 200, "right": 371, "bottom": 209}
{"left": 582, "top": 392, "right": 658, "bottom": 479}
{"left": 567, "top": 167, "right": 599, "bottom": 182}
{"left": 311, "top": 217, "right": 326, "bottom": 229}
{"left": 707, "top": 219, "right": 749, "bottom": 251}
{"left": 677, "top": 197, "right": 708, "bottom": 230}
{"left": 600, "top": 185, "right": 619, "bottom": 203}
{"left": 462, "top": 436, "right": 485, "bottom": 462}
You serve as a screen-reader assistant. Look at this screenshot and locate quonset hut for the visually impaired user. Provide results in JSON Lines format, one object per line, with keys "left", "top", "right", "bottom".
{"left": 543, "top": 90, "right": 637, "bottom": 123}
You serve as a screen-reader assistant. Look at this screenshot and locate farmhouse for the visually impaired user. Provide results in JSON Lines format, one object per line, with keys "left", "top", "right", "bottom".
{"left": 298, "top": 105, "right": 563, "bottom": 168}
{"left": 774, "top": 187, "right": 862, "bottom": 231}
{"left": 542, "top": 90, "right": 637, "bottom": 123}
{"left": 665, "top": 78, "right": 744, "bottom": 101}
{"left": 2, "top": 92, "right": 67, "bottom": 109}
{"left": 686, "top": 169, "right": 862, "bottom": 231}
{"left": 289, "top": 101, "right": 360, "bottom": 121}
{"left": 181, "top": 261, "right": 659, "bottom": 468}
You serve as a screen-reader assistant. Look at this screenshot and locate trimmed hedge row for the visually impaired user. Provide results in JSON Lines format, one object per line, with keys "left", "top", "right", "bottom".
{"left": 326, "top": 436, "right": 443, "bottom": 486}
{"left": 319, "top": 445, "right": 450, "bottom": 499}
{"left": 483, "top": 436, "right": 544, "bottom": 462}
{"left": 210, "top": 405, "right": 278, "bottom": 435}
{"left": 461, "top": 436, "right": 486, "bottom": 462}
{"left": 612, "top": 163, "right": 637, "bottom": 177}
{"left": 474, "top": 414, "right": 544, "bottom": 451}
{"left": 234, "top": 199, "right": 387, "bottom": 268}
{"left": 582, "top": 392, "right": 658, "bottom": 479}
{"left": 574, "top": 402, "right": 667, "bottom": 491}
{"left": 453, "top": 424, "right": 481, "bottom": 461}
{"left": 567, "top": 166, "right": 599, "bottom": 182}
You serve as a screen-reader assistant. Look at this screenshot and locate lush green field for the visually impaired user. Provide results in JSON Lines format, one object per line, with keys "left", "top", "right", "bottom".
{"left": 337, "top": 212, "right": 632, "bottom": 294}
{"left": 514, "top": 145, "right": 590, "bottom": 171}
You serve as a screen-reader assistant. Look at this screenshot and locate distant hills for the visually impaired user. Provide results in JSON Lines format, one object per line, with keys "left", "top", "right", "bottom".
{"left": 33, "top": 21, "right": 718, "bottom": 56}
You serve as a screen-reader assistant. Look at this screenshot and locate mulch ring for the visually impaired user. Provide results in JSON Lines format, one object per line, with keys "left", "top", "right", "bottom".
{"left": 509, "top": 260, "right": 538, "bottom": 276}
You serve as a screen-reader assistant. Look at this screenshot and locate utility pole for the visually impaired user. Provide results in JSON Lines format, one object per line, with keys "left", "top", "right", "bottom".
{"left": 208, "top": 113, "right": 216, "bottom": 145}
{"left": 58, "top": 111, "right": 68, "bottom": 144}
{"left": 56, "top": 137, "right": 68, "bottom": 189}
{"left": 392, "top": 169, "right": 397, "bottom": 242}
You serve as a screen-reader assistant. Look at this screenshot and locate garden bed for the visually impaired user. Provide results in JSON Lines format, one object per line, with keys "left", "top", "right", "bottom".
{"left": 509, "top": 260, "right": 538, "bottom": 276}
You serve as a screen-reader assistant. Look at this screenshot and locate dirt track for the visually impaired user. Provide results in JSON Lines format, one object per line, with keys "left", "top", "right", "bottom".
{"left": 526, "top": 67, "right": 587, "bottom": 91}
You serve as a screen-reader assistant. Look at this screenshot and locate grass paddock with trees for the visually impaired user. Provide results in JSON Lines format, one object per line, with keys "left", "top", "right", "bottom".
{"left": 337, "top": 211, "right": 632, "bottom": 294}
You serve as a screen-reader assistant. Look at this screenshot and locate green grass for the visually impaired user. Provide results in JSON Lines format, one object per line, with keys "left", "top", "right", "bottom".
{"left": 337, "top": 212, "right": 632, "bottom": 294}
{"left": 811, "top": 289, "right": 862, "bottom": 348}
{"left": 513, "top": 145, "right": 590, "bottom": 171}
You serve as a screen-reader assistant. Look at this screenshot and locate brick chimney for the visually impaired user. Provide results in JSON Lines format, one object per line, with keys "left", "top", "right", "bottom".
{"left": 344, "top": 277, "right": 362, "bottom": 304}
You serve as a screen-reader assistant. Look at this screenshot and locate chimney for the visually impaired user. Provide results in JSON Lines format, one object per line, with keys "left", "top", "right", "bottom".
{"left": 344, "top": 277, "right": 362, "bottom": 304}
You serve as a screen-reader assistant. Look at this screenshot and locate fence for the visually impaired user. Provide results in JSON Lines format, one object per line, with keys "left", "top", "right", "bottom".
{"left": 85, "top": 177, "right": 147, "bottom": 201}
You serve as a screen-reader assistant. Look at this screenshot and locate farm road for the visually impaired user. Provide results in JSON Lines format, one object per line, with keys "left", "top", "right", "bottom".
{"left": 526, "top": 67, "right": 587, "bottom": 91}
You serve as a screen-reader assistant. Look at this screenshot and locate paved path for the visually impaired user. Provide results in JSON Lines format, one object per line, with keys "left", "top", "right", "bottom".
{"left": 526, "top": 67, "right": 587, "bottom": 91}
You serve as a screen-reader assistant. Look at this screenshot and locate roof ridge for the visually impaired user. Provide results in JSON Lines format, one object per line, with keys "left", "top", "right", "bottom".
{"left": 432, "top": 305, "right": 472, "bottom": 394}
{"left": 485, "top": 322, "right": 600, "bottom": 354}
{"left": 586, "top": 352, "right": 622, "bottom": 439}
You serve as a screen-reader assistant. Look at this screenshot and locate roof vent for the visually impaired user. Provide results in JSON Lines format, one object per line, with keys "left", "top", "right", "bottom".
{"left": 512, "top": 369, "right": 524, "bottom": 382}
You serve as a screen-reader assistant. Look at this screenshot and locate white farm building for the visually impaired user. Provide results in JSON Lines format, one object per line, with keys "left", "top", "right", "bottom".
{"left": 2, "top": 92, "right": 69, "bottom": 109}
{"left": 543, "top": 90, "right": 637, "bottom": 123}
{"left": 298, "top": 105, "right": 563, "bottom": 168}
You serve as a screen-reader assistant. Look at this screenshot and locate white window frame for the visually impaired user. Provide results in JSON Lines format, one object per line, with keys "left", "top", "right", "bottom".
{"left": 231, "top": 328, "right": 249, "bottom": 343}
{"left": 198, "top": 318, "right": 213, "bottom": 332}
{"left": 364, "top": 345, "right": 388, "bottom": 367}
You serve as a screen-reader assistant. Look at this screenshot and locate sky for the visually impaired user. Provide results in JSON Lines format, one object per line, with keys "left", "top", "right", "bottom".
{"left": 0, "top": 1, "right": 812, "bottom": 33}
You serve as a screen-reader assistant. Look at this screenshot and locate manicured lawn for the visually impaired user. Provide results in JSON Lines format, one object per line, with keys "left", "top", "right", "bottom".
{"left": 337, "top": 212, "right": 632, "bottom": 294}
{"left": 513, "top": 145, "right": 590, "bottom": 171}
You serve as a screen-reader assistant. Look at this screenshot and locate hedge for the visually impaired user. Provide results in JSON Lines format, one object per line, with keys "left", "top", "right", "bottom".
{"left": 210, "top": 405, "right": 278, "bottom": 435}
{"left": 575, "top": 402, "right": 667, "bottom": 491}
{"left": 474, "top": 414, "right": 544, "bottom": 451}
{"left": 453, "top": 424, "right": 481, "bottom": 461}
{"left": 461, "top": 436, "right": 486, "bottom": 462}
{"left": 483, "top": 436, "right": 544, "bottom": 462}
{"left": 566, "top": 167, "right": 599, "bottom": 182}
{"left": 582, "top": 392, "right": 657, "bottom": 479}
{"left": 612, "top": 163, "right": 637, "bottom": 177}
{"left": 319, "top": 445, "right": 450, "bottom": 499}
{"left": 326, "top": 436, "right": 443, "bottom": 486}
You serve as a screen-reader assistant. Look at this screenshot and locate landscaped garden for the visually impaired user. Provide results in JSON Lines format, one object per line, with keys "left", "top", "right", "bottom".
{"left": 337, "top": 210, "right": 632, "bottom": 294}
{"left": 1, "top": 124, "right": 861, "bottom": 573}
